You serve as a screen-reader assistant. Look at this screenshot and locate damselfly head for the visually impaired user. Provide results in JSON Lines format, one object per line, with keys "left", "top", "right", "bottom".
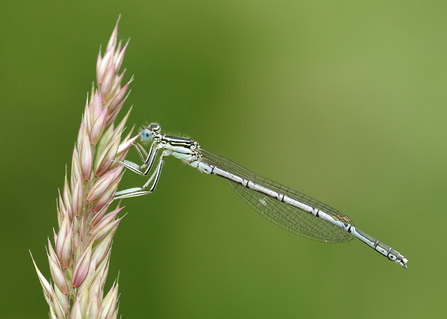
{"left": 140, "top": 123, "right": 161, "bottom": 143}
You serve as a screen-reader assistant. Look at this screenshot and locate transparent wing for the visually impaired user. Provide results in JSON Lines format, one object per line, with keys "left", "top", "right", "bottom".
{"left": 200, "top": 148, "right": 355, "bottom": 243}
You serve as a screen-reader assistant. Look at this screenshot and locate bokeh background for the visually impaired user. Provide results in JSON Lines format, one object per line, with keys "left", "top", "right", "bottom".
{"left": 1, "top": 1, "right": 446, "bottom": 318}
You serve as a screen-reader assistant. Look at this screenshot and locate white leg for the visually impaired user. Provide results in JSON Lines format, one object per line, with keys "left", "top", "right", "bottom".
{"left": 120, "top": 143, "right": 161, "bottom": 176}
{"left": 114, "top": 150, "right": 168, "bottom": 199}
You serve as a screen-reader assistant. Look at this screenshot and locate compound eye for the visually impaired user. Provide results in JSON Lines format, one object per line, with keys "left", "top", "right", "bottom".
{"left": 141, "top": 129, "right": 153, "bottom": 143}
{"left": 149, "top": 123, "right": 161, "bottom": 133}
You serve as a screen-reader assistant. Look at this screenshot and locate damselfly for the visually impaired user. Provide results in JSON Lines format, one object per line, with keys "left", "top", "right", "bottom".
{"left": 116, "top": 123, "right": 408, "bottom": 268}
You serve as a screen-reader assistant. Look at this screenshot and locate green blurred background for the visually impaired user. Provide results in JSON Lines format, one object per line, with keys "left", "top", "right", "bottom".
{"left": 1, "top": 1, "right": 445, "bottom": 318}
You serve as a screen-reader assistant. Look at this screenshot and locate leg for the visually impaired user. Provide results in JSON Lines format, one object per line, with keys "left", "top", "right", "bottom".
{"left": 114, "top": 149, "right": 168, "bottom": 199}
{"left": 120, "top": 142, "right": 161, "bottom": 176}
{"left": 135, "top": 141, "right": 158, "bottom": 170}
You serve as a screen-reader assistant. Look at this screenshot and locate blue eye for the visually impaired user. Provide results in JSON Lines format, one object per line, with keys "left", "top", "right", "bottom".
{"left": 141, "top": 129, "right": 153, "bottom": 143}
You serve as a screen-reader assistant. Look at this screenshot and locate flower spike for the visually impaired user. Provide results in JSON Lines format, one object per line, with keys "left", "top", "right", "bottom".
{"left": 32, "top": 17, "right": 136, "bottom": 318}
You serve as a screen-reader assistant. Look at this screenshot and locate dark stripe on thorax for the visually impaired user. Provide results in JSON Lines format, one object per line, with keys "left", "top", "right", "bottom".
{"left": 163, "top": 135, "right": 195, "bottom": 147}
